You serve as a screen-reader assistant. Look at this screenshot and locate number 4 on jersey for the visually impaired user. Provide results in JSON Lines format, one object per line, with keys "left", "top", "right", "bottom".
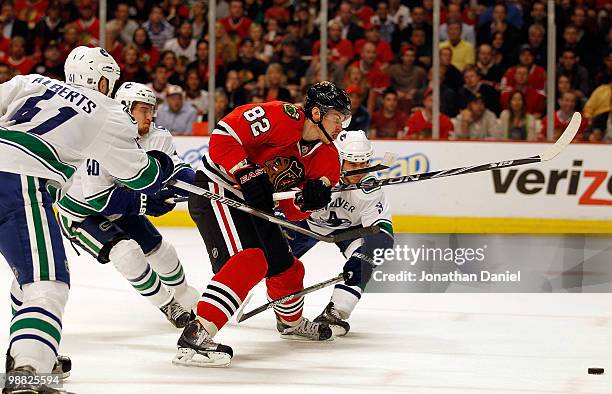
{"left": 243, "top": 106, "right": 270, "bottom": 137}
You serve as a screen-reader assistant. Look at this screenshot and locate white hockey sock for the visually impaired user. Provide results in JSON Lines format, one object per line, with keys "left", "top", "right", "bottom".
{"left": 9, "top": 281, "right": 68, "bottom": 373}
{"left": 146, "top": 240, "right": 188, "bottom": 295}
{"left": 10, "top": 279, "right": 23, "bottom": 316}
{"left": 331, "top": 284, "right": 362, "bottom": 320}
{"left": 110, "top": 239, "right": 171, "bottom": 308}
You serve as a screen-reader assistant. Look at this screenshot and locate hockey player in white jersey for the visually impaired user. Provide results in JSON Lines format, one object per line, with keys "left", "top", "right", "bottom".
{"left": 0, "top": 47, "right": 174, "bottom": 393}
{"left": 285, "top": 130, "right": 394, "bottom": 336}
{"left": 56, "top": 82, "right": 199, "bottom": 328}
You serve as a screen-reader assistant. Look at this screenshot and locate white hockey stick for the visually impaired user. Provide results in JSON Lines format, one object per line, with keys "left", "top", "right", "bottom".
{"left": 273, "top": 112, "right": 582, "bottom": 200}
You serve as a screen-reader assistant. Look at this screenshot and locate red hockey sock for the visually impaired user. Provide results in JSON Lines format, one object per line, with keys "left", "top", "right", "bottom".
{"left": 197, "top": 248, "right": 267, "bottom": 332}
{"left": 266, "top": 258, "right": 305, "bottom": 324}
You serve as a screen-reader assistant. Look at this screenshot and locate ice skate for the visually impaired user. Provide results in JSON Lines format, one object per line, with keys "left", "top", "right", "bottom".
{"left": 173, "top": 319, "right": 233, "bottom": 367}
{"left": 160, "top": 297, "right": 191, "bottom": 328}
{"left": 276, "top": 316, "right": 333, "bottom": 341}
{"left": 51, "top": 355, "right": 71, "bottom": 381}
{"left": 3, "top": 365, "right": 66, "bottom": 394}
{"left": 314, "top": 302, "right": 350, "bottom": 336}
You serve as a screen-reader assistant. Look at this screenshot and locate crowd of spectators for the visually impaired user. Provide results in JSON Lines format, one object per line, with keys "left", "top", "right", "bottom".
{"left": 1, "top": 0, "right": 611, "bottom": 142}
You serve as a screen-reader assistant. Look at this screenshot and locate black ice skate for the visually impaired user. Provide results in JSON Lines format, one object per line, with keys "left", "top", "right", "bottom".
{"left": 173, "top": 319, "right": 233, "bottom": 367}
{"left": 314, "top": 302, "right": 351, "bottom": 336}
{"left": 160, "top": 297, "right": 191, "bottom": 328}
{"left": 52, "top": 355, "right": 71, "bottom": 381}
{"left": 276, "top": 316, "right": 333, "bottom": 341}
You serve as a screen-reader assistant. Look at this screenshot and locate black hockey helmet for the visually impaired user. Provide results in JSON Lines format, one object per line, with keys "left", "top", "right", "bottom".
{"left": 303, "top": 81, "right": 352, "bottom": 127}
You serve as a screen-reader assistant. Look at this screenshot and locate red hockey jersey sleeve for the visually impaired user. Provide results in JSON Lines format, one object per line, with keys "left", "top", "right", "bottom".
{"left": 209, "top": 101, "right": 305, "bottom": 175}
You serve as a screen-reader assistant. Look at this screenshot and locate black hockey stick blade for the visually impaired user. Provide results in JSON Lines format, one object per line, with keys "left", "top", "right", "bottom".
{"left": 329, "top": 224, "right": 380, "bottom": 242}
{"left": 330, "top": 112, "right": 582, "bottom": 193}
{"left": 168, "top": 180, "right": 379, "bottom": 243}
{"left": 236, "top": 273, "right": 345, "bottom": 323}
{"left": 342, "top": 152, "right": 398, "bottom": 177}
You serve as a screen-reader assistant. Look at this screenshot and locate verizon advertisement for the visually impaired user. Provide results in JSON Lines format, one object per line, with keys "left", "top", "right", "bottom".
{"left": 172, "top": 137, "right": 612, "bottom": 221}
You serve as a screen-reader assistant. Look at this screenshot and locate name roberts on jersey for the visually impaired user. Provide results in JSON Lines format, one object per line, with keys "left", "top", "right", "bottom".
{"left": 30, "top": 76, "right": 97, "bottom": 114}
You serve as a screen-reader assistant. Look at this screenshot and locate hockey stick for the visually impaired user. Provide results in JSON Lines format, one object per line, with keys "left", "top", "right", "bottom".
{"left": 235, "top": 273, "right": 345, "bottom": 323}
{"left": 341, "top": 152, "right": 398, "bottom": 177}
{"left": 167, "top": 179, "right": 379, "bottom": 243}
{"left": 274, "top": 112, "right": 582, "bottom": 199}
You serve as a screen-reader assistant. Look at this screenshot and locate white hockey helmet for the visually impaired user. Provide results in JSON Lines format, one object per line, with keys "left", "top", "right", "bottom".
{"left": 114, "top": 82, "right": 157, "bottom": 112}
{"left": 64, "top": 46, "right": 121, "bottom": 97}
{"left": 335, "top": 129, "right": 373, "bottom": 163}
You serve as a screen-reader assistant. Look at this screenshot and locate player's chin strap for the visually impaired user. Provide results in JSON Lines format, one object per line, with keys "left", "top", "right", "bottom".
{"left": 308, "top": 107, "right": 335, "bottom": 143}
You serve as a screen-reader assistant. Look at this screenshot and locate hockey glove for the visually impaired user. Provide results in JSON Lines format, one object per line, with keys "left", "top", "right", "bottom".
{"left": 234, "top": 164, "right": 275, "bottom": 213}
{"left": 101, "top": 188, "right": 176, "bottom": 217}
{"left": 144, "top": 189, "right": 177, "bottom": 216}
{"left": 300, "top": 179, "right": 332, "bottom": 212}
{"left": 147, "top": 150, "right": 175, "bottom": 185}
{"left": 169, "top": 168, "right": 196, "bottom": 197}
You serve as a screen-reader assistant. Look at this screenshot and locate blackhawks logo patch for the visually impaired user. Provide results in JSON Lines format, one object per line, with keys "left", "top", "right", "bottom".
{"left": 282, "top": 103, "right": 301, "bottom": 120}
{"left": 263, "top": 156, "right": 305, "bottom": 192}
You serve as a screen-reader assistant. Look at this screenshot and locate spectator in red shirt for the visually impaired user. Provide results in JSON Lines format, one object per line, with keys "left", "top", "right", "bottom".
{"left": 313, "top": 20, "right": 354, "bottom": 68}
{"left": 354, "top": 22, "right": 394, "bottom": 66}
{"left": 15, "top": 0, "right": 47, "bottom": 26}
{"left": 539, "top": 92, "right": 587, "bottom": 141}
{"left": 371, "top": 88, "right": 409, "bottom": 138}
{"left": 404, "top": 88, "right": 454, "bottom": 139}
{"left": 351, "top": 41, "right": 390, "bottom": 113}
{"left": 501, "top": 45, "right": 546, "bottom": 92}
{"left": 220, "top": 0, "right": 252, "bottom": 40}
{"left": 72, "top": 0, "right": 100, "bottom": 46}
{"left": 132, "top": 27, "right": 160, "bottom": 73}
{"left": 351, "top": 0, "right": 374, "bottom": 27}
{"left": 351, "top": 41, "right": 390, "bottom": 93}
{"left": 264, "top": 0, "right": 290, "bottom": 25}
{"left": 501, "top": 64, "right": 546, "bottom": 116}
{"left": 2, "top": 36, "right": 34, "bottom": 75}
{"left": 187, "top": 39, "right": 224, "bottom": 87}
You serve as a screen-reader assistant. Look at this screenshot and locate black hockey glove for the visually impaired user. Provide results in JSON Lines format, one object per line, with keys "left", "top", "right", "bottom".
{"left": 147, "top": 150, "right": 175, "bottom": 185}
{"left": 300, "top": 179, "right": 332, "bottom": 212}
{"left": 234, "top": 164, "right": 274, "bottom": 213}
{"left": 144, "top": 189, "right": 177, "bottom": 216}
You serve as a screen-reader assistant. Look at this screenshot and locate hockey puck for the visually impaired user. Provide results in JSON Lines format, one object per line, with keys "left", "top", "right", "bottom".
{"left": 588, "top": 368, "right": 604, "bottom": 375}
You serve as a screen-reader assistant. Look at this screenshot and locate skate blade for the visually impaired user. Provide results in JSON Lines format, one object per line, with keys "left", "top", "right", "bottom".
{"left": 329, "top": 324, "right": 348, "bottom": 337}
{"left": 172, "top": 347, "right": 231, "bottom": 368}
{"left": 279, "top": 333, "right": 335, "bottom": 342}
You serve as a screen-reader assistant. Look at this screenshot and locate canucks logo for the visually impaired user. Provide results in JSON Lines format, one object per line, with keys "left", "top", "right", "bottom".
{"left": 282, "top": 103, "right": 300, "bottom": 120}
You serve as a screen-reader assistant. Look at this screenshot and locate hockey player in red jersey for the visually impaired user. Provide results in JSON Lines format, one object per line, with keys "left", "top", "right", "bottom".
{"left": 173, "top": 82, "right": 352, "bottom": 367}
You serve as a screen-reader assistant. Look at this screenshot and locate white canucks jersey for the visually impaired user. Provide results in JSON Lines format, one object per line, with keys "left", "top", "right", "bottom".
{"left": 306, "top": 176, "right": 393, "bottom": 237}
{"left": 0, "top": 74, "right": 161, "bottom": 194}
{"left": 57, "top": 123, "right": 192, "bottom": 222}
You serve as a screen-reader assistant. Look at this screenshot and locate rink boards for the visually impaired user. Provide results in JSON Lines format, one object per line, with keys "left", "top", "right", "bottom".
{"left": 157, "top": 137, "right": 612, "bottom": 234}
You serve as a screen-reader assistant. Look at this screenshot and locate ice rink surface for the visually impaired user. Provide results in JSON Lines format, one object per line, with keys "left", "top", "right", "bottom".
{"left": 1, "top": 228, "right": 611, "bottom": 394}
